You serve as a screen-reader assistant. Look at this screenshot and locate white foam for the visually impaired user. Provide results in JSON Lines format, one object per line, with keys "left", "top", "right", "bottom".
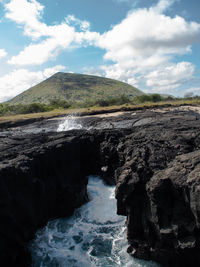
{"left": 30, "top": 177, "right": 160, "bottom": 267}
{"left": 57, "top": 115, "right": 83, "bottom": 132}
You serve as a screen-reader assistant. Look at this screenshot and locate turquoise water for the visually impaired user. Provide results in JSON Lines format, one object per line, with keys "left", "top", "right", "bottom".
{"left": 30, "top": 177, "right": 159, "bottom": 267}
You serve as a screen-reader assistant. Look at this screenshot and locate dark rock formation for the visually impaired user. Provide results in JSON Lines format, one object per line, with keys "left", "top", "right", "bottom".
{"left": 113, "top": 111, "right": 200, "bottom": 266}
{"left": 0, "top": 109, "right": 200, "bottom": 266}
{"left": 0, "top": 130, "right": 105, "bottom": 266}
{"left": 146, "top": 151, "right": 200, "bottom": 266}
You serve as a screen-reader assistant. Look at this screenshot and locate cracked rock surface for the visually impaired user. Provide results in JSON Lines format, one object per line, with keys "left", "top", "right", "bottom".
{"left": 0, "top": 108, "right": 200, "bottom": 266}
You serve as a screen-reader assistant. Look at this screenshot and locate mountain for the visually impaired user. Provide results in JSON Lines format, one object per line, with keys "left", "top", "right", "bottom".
{"left": 7, "top": 72, "right": 143, "bottom": 105}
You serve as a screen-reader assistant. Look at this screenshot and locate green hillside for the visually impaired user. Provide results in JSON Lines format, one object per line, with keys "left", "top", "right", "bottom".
{"left": 7, "top": 72, "right": 142, "bottom": 105}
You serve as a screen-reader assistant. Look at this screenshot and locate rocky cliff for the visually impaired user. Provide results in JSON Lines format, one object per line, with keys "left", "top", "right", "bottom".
{"left": 0, "top": 108, "right": 200, "bottom": 266}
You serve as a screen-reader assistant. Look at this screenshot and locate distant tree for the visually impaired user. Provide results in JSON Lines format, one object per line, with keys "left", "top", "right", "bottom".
{"left": 166, "top": 96, "right": 174, "bottom": 101}
{"left": 95, "top": 95, "right": 131, "bottom": 107}
{"left": 184, "top": 92, "right": 194, "bottom": 98}
{"left": 49, "top": 98, "right": 71, "bottom": 109}
{"left": 151, "top": 94, "right": 162, "bottom": 102}
{"left": 137, "top": 94, "right": 152, "bottom": 103}
{"left": 20, "top": 103, "right": 49, "bottom": 113}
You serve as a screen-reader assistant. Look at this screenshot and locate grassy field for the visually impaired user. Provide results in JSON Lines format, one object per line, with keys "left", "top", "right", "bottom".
{"left": 1, "top": 98, "right": 200, "bottom": 126}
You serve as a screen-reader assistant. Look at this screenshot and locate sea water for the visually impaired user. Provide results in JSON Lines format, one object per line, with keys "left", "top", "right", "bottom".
{"left": 30, "top": 177, "right": 159, "bottom": 267}
{"left": 57, "top": 116, "right": 83, "bottom": 132}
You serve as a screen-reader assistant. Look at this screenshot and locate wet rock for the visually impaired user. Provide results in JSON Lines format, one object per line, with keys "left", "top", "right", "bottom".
{"left": 0, "top": 131, "right": 103, "bottom": 266}
{"left": 113, "top": 111, "right": 200, "bottom": 266}
{"left": 0, "top": 109, "right": 200, "bottom": 266}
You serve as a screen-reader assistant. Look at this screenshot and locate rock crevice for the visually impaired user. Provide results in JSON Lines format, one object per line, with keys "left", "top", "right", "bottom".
{"left": 0, "top": 110, "right": 200, "bottom": 266}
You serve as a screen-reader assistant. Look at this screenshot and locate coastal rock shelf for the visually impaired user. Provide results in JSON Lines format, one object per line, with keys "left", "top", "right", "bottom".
{"left": 0, "top": 109, "right": 200, "bottom": 266}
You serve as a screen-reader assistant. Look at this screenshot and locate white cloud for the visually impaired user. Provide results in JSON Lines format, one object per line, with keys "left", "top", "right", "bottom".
{"left": 99, "top": 8, "right": 200, "bottom": 63}
{"left": 5, "top": 0, "right": 45, "bottom": 39}
{"left": 97, "top": 0, "right": 200, "bottom": 92}
{"left": 41, "top": 65, "right": 65, "bottom": 77}
{"left": 8, "top": 24, "right": 75, "bottom": 65}
{"left": 184, "top": 87, "right": 200, "bottom": 96}
{"left": 0, "top": 49, "right": 7, "bottom": 59}
{"left": 145, "top": 62, "right": 194, "bottom": 92}
{"left": 101, "top": 63, "right": 139, "bottom": 86}
{"left": 0, "top": 65, "right": 65, "bottom": 102}
{"left": 2, "top": 0, "right": 200, "bottom": 94}
{"left": 151, "top": 0, "right": 175, "bottom": 13}
{"left": 65, "top": 15, "right": 90, "bottom": 31}
{"left": 5, "top": 0, "right": 99, "bottom": 66}
{"left": 83, "top": 66, "right": 103, "bottom": 77}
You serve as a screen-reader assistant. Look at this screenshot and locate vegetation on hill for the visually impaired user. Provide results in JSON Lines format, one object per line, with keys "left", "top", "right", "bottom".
{"left": 7, "top": 72, "right": 142, "bottom": 105}
{"left": 1, "top": 72, "right": 199, "bottom": 118}
{"left": 1, "top": 93, "right": 199, "bottom": 117}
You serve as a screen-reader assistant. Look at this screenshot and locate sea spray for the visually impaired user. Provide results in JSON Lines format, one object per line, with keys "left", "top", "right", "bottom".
{"left": 57, "top": 115, "right": 83, "bottom": 132}
{"left": 30, "top": 177, "right": 159, "bottom": 267}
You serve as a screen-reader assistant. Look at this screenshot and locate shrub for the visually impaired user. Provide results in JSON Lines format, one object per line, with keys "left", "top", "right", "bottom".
{"left": 151, "top": 94, "right": 163, "bottom": 102}
{"left": 49, "top": 98, "right": 71, "bottom": 109}
{"left": 136, "top": 94, "right": 164, "bottom": 103}
{"left": 0, "top": 104, "right": 9, "bottom": 116}
{"left": 19, "top": 103, "right": 50, "bottom": 114}
{"left": 95, "top": 95, "right": 131, "bottom": 107}
{"left": 136, "top": 94, "right": 152, "bottom": 103}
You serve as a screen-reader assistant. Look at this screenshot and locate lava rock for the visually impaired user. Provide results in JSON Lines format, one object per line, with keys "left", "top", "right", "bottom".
{"left": 0, "top": 109, "right": 200, "bottom": 266}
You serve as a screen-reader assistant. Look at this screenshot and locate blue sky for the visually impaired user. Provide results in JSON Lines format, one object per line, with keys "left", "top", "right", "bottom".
{"left": 0, "top": 0, "right": 199, "bottom": 102}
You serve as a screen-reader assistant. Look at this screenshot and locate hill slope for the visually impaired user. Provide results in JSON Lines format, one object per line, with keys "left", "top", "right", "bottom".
{"left": 7, "top": 72, "right": 142, "bottom": 105}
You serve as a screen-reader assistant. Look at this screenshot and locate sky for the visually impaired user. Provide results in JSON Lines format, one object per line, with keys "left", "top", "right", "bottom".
{"left": 0, "top": 0, "right": 199, "bottom": 102}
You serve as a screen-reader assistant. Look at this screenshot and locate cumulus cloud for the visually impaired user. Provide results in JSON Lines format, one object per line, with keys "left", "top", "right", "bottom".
{"left": 0, "top": 49, "right": 7, "bottom": 59}
{"left": 5, "top": 0, "right": 99, "bottom": 66}
{"left": 151, "top": 0, "right": 175, "bottom": 13}
{"left": 65, "top": 15, "right": 90, "bottom": 31}
{"left": 101, "top": 63, "right": 139, "bottom": 86}
{"left": 83, "top": 66, "right": 103, "bottom": 77}
{"left": 145, "top": 62, "right": 194, "bottom": 91}
{"left": 0, "top": 65, "right": 65, "bottom": 102}
{"left": 2, "top": 0, "right": 200, "bottom": 94}
{"left": 97, "top": 0, "right": 200, "bottom": 91}
{"left": 98, "top": 8, "right": 200, "bottom": 64}
{"left": 5, "top": 0, "right": 45, "bottom": 39}
{"left": 184, "top": 87, "right": 200, "bottom": 96}
{"left": 8, "top": 24, "right": 75, "bottom": 65}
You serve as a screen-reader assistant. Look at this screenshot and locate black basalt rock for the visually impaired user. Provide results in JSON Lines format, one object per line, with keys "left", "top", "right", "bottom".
{"left": 114, "top": 112, "right": 200, "bottom": 266}
{"left": 0, "top": 131, "right": 104, "bottom": 266}
{"left": 0, "top": 109, "right": 200, "bottom": 266}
